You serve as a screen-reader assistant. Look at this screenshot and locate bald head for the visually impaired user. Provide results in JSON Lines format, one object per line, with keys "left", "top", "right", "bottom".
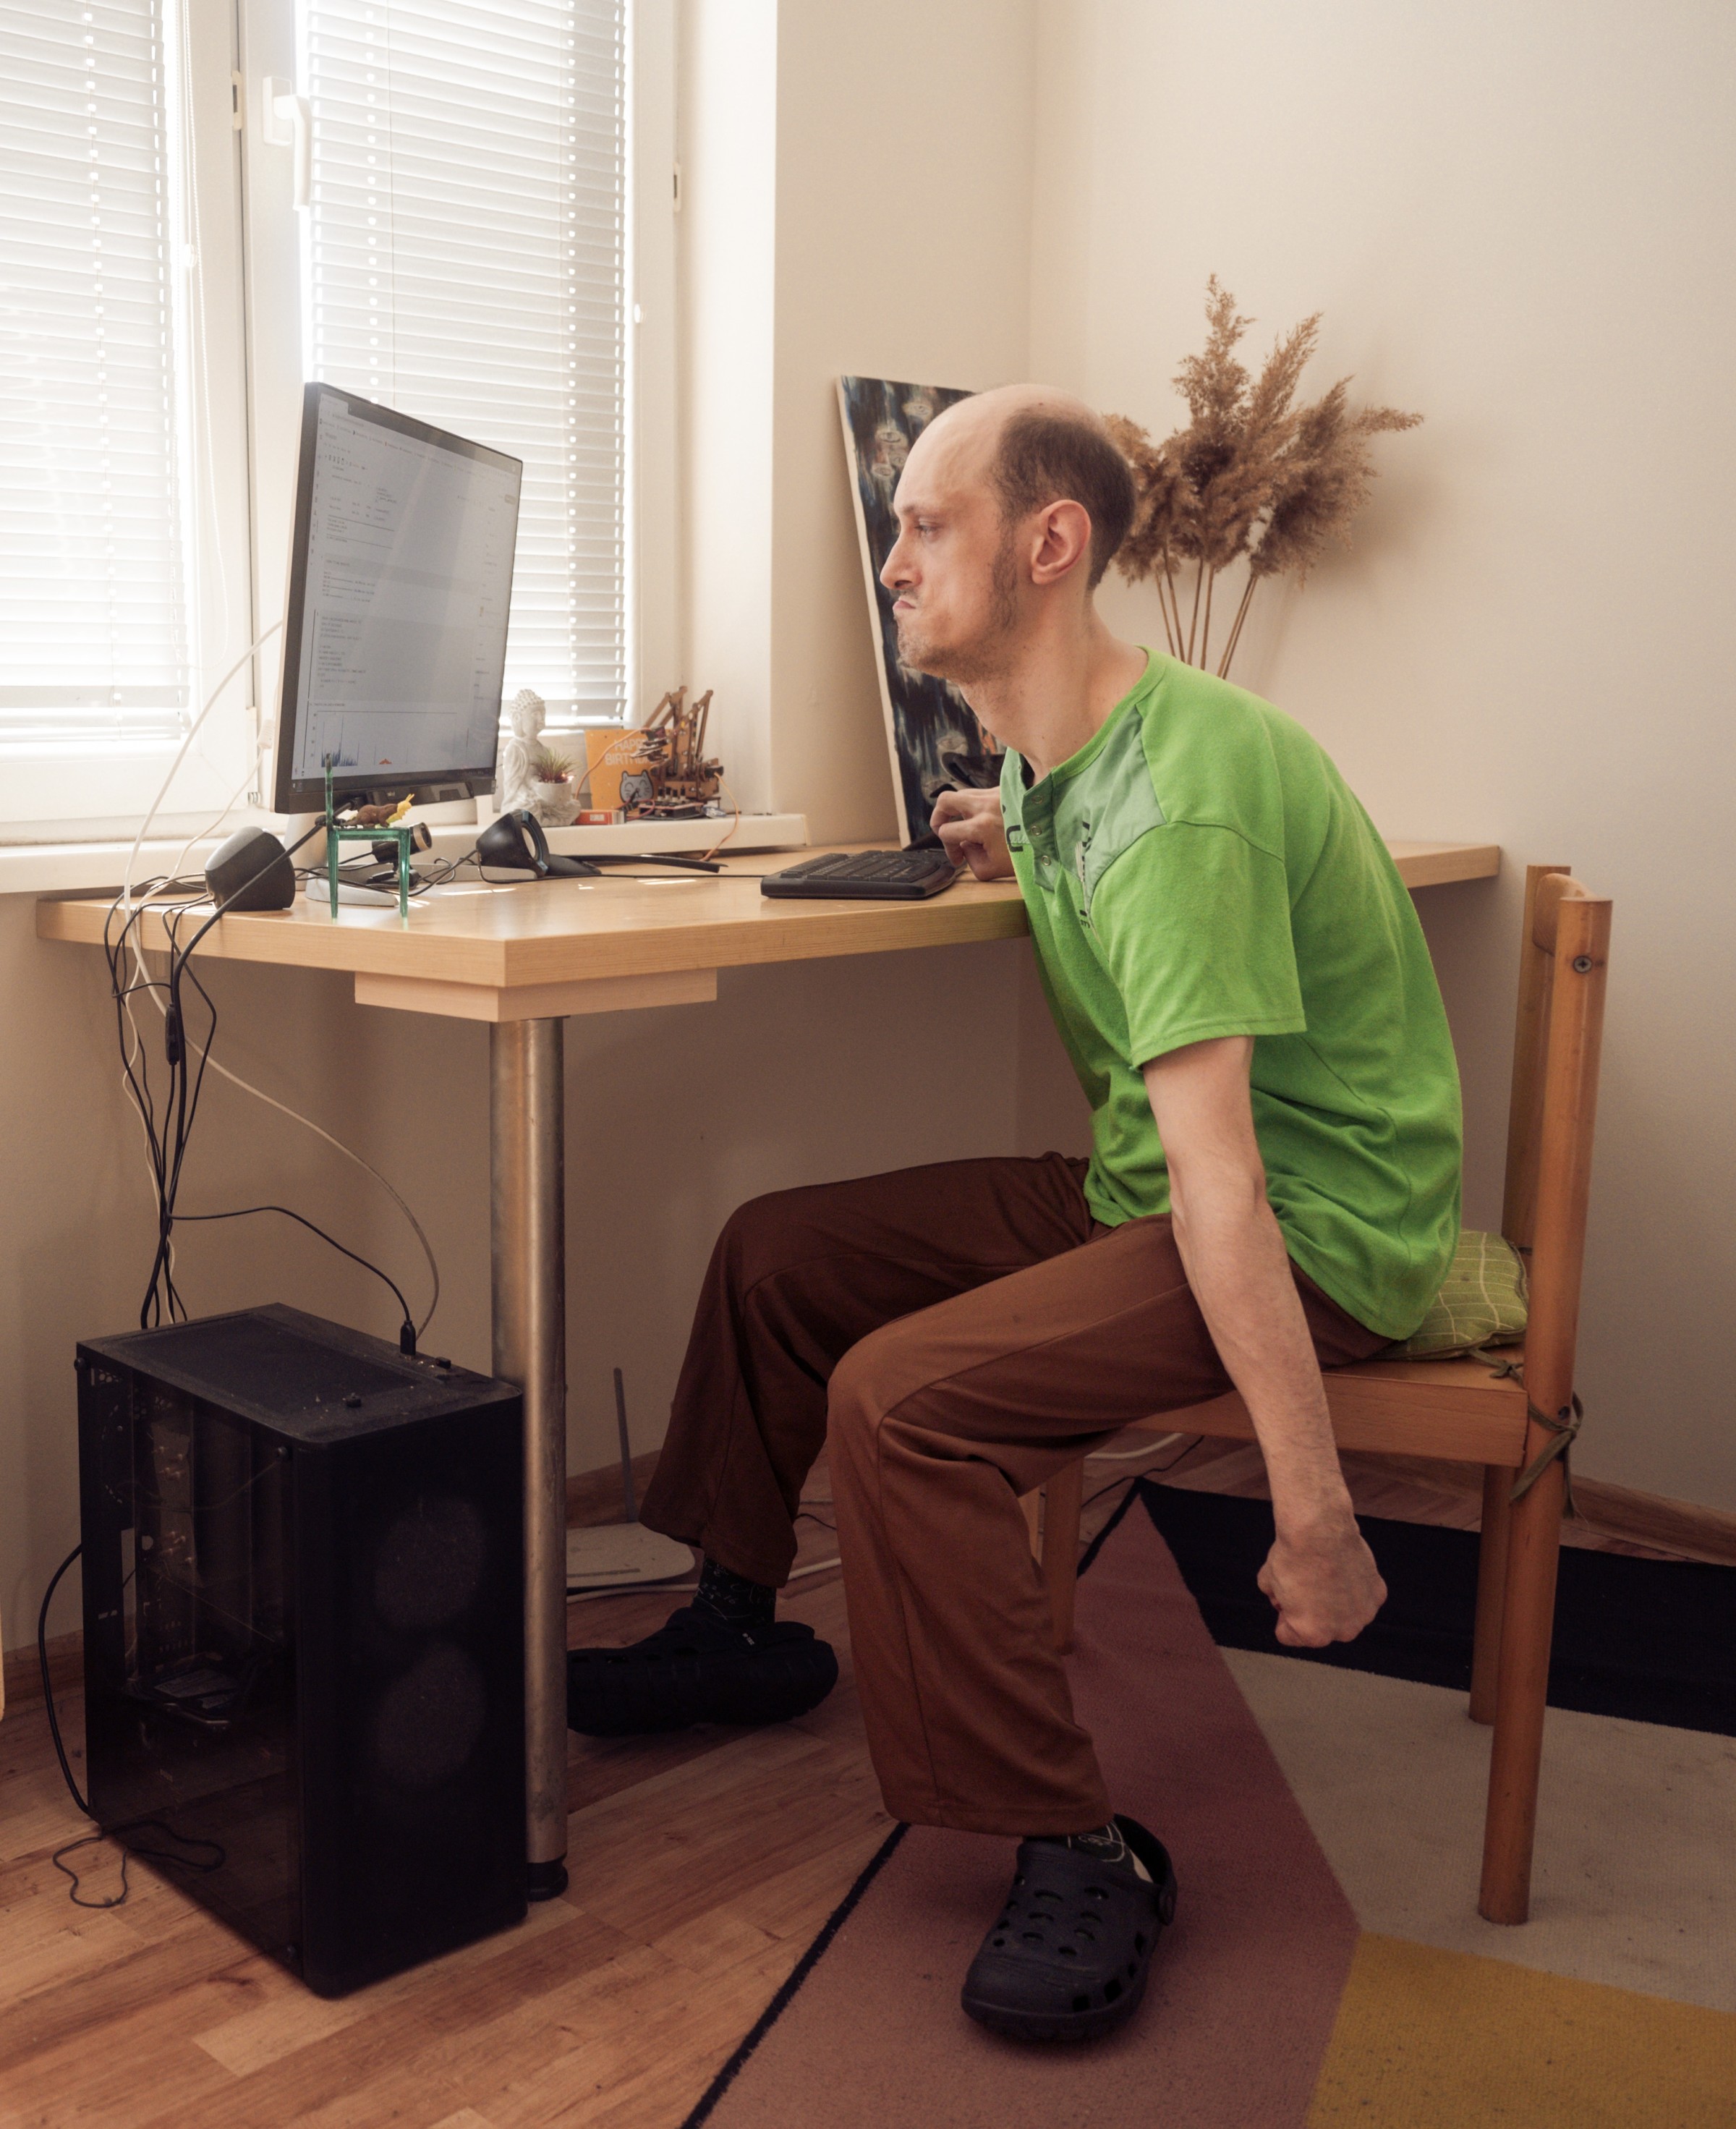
{"left": 918, "top": 386, "right": 1135, "bottom": 589}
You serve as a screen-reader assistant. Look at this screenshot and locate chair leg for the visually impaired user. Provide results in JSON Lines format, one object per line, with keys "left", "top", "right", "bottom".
{"left": 1040, "top": 1460, "right": 1085, "bottom": 1653}
{"left": 1469, "top": 1466, "right": 1512, "bottom": 1725}
{"left": 1478, "top": 1455, "right": 1566, "bottom": 1924}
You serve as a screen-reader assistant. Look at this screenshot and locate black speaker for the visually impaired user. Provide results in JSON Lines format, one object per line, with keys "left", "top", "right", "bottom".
{"left": 204, "top": 826, "right": 297, "bottom": 909}
{"left": 76, "top": 1304, "right": 527, "bottom": 1996}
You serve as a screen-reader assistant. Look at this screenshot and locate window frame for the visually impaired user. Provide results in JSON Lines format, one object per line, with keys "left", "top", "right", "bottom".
{"left": 237, "top": 0, "right": 674, "bottom": 801}
{"left": 1, "top": 0, "right": 258, "bottom": 839}
{"left": 4, "top": 0, "right": 673, "bottom": 841}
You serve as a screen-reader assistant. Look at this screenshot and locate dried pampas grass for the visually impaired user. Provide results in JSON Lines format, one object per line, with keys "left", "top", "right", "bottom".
{"left": 1108, "top": 279, "right": 1420, "bottom": 679}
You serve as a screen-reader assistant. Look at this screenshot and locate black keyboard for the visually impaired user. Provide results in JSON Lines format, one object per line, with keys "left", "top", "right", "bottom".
{"left": 760, "top": 847, "right": 963, "bottom": 901}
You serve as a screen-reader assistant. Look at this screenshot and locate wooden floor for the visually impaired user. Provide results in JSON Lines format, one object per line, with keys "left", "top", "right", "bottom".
{"left": 0, "top": 1440, "right": 1703, "bottom": 2129}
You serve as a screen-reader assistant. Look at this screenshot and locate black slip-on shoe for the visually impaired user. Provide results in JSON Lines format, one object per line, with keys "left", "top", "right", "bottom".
{"left": 961, "top": 1814, "right": 1178, "bottom": 2044}
{"left": 566, "top": 1605, "right": 839, "bottom": 1737}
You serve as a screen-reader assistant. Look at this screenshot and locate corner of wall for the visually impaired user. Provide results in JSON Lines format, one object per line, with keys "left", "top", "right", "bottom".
{"left": 680, "top": 0, "right": 1044, "bottom": 845}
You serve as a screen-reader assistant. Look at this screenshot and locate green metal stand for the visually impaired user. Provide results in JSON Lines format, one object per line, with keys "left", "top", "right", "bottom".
{"left": 323, "top": 757, "right": 415, "bottom": 922}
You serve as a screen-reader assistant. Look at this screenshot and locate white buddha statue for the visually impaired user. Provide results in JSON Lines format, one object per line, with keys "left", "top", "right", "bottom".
{"left": 495, "top": 689, "right": 545, "bottom": 815}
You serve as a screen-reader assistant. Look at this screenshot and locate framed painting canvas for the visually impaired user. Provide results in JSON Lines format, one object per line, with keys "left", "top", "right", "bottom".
{"left": 836, "top": 375, "right": 1003, "bottom": 845}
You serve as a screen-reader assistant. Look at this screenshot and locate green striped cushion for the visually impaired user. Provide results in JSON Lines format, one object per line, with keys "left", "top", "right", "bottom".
{"left": 1400, "top": 1230, "right": 1529, "bottom": 1357}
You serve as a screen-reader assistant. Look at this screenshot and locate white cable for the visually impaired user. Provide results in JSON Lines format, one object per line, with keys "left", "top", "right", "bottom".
{"left": 129, "top": 889, "right": 443, "bottom": 1335}
{"left": 121, "top": 965, "right": 442, "bottom": 1337}
{"left": 566, "top": 1555, "right": 841, "bottom": 1602}
{"left": 1086, "top": 1432, "right": 1187, "bottom": 1463}
{"left": 116, "top": 767, "right": 263, "bottom": 1307}
{"left": 798, "top": 1436, "right": 1191, "bottom": 1476}
{"left": 121, "top": 619, "right": 283, "bottom": 913}
{"left": 191, "top": 1050, "right": 442, "bottom": 1335}
{"left": 110, "top": 622, "right": 443, "bottom": 1336}
{"left": 121, "top": 763, "right": 255, "bottom": 1054}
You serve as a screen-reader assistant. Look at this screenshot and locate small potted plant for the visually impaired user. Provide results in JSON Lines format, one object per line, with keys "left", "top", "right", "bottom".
{"left": 529, "top": 744, "right": 576, "bottom": 828}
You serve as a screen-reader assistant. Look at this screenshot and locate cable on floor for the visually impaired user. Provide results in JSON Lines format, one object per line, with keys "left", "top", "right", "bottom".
{"left": 36, "top": 1545, "right": 226, "bottom": 1910}
{"left": 567, "top": 1553, "right": 842, "bottom": 1602}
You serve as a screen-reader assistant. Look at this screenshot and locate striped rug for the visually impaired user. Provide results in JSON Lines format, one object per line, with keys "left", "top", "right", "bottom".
{"left": 684, "top": 1493, "right": 1736, "bottom": 2128}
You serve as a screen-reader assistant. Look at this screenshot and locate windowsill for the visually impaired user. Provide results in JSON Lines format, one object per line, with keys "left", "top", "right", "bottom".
{"left": 0, "top": 836, "right": 237, "bottom": 898}
{"left": 2, "top": 813, "right": 812, "bottom": 897}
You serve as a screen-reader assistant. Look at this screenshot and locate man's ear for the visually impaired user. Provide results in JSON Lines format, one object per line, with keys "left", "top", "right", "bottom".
{"left": 1027, "top": 499, "right": 1094, "bottom": 587}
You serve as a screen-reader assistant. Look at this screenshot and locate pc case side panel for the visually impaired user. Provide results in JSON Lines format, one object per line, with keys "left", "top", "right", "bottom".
{"left": 77, "top": 1351, "right": 302, "bottom": 1963}
{"left": 76, "top": 1347, "right": 137, "bottom": 1822}
{"left": 296, "top": 1398, "right": 527, "bottom": 1997}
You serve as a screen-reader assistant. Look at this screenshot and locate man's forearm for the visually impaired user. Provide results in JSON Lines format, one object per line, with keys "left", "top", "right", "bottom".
{"left": 1169, "top": 1180, "right": 1356, "bottom": 1539}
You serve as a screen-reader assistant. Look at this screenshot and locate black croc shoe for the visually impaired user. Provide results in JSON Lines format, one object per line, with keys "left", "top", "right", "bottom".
{"left": 961, "top": 1814, "right": 1178, "bottom": 2044}
{"left": 566, "top": 1605, "right": 839, "bottom": 1737}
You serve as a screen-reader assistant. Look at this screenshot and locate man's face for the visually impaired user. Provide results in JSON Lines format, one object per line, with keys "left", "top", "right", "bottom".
{"left": 880, "top": 415, "right": 1017, "bottom": 685}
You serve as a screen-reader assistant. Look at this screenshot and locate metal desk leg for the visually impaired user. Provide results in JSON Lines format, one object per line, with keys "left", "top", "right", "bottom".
{"left": 490, "top": 1017, "right": 569, "bottom": 1900}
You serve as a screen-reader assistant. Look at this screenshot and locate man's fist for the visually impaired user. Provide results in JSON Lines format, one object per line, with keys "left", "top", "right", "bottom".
{"left": 932, "top": 787, "right": 1014, "bottom": 880}
{"left": 1256, "top": 1519, "right": 1387, "bottom": 1648}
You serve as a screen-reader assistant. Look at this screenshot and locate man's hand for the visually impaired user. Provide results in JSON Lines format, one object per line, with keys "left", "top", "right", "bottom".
{"left": 1143, "top": 1036, "right": 1389, "bottom": 1652}
{"left": 932, "top": 787, "right": 1015, "bottom": 880}
{"left": 1257, "top": 1518, "right": 1387, "bottom": 1647}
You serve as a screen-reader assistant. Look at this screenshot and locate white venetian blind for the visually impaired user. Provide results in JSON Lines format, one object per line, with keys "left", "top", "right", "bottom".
{"left": 0, "top": 0, "right": 190, "bottom": 754}
{"left": 302, "top": 0, "right": 627, "bottom": 723}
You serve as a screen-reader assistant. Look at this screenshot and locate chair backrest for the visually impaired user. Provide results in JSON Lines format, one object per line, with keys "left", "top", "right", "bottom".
{"left": 1499, "top": 865, "right": 1612, "bottom": 1419}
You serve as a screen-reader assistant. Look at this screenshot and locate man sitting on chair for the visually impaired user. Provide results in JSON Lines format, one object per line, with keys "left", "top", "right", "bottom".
{"left": 568, "top": 386, "right": 1462, "bottom": 2044}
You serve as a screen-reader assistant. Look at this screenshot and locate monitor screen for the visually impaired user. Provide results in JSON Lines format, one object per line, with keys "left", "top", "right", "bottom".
{"left": 272, "top": 385, "right": 522, "bottom": 812}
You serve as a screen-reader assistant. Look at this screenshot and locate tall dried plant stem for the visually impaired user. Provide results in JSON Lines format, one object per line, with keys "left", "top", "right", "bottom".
{"left": 1158, "top": 553, "right": 1185, "bottom": 655}
{"left": 1217, "top": 577, "right": 1259, "bottom": 678}
{"left": 1163, "top": 556, "right": 1184, "bottom": 653}
{"left": 1186, "top": 559, "right": 1206, "bottom": 665}
{"left": 1149, "top": 559, "right": 1176, "bottom": 654}
{"left": 1199, "top": 566, "right": 1218, "bottom": 672}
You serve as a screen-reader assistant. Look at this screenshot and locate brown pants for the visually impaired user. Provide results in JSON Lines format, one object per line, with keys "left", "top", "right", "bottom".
{"left": 639, "top": 1153, "right": 1387, "bottom": 1837}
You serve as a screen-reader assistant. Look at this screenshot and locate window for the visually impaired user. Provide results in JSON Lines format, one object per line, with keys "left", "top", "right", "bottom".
{"left": 1, "top": 0, "right": 668, "bottom": 833}
{"left": 1, "top": 0, "right": 190, "bottom": 753}
{"left": 1, "top": 0, "right": 252, "bottom": 830}
{"left": 298, "top": 0, "right": 630, "bottom": 724}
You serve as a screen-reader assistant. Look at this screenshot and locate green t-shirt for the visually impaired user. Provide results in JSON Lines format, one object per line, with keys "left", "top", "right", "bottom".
{"left": 1001, "top": 651, "right": 1462, "bottom": 1340}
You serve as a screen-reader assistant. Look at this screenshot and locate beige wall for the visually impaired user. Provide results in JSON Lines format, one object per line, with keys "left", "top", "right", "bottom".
{"left": 1029, "top": 0, "right": 1736, "bottom": 1504}
{"left": 680, "top": 0, "right": 1041, "bottom": 841}
{"left": 676, "top": 0, "right": 778, "bottom": 810}
{"left": 765, "top": 0, "right": 1038, "bottom": 842}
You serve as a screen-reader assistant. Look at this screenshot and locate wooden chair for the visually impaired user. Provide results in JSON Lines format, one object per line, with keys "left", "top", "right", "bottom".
{"left": 1031, "top": 865, "right": 1611, "bottom": 1925}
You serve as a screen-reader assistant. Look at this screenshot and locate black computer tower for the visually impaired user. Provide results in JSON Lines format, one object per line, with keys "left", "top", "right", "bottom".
{"left": 76, "top": 1304, "right": 527, "bottom": 1997}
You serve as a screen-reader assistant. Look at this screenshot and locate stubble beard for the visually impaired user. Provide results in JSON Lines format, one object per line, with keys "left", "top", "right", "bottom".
{"left": 893, "top": 530, "right": 1021, "bottom": 688}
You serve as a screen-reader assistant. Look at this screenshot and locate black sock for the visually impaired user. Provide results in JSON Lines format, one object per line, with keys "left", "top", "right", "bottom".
{"left": 694, "top": 1555, "right": 775, "bottom": 1630}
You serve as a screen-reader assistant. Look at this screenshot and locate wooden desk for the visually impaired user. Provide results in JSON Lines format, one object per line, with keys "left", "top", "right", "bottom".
{"left": 38, "top": 835, "right": 1498, "bottom": 1892}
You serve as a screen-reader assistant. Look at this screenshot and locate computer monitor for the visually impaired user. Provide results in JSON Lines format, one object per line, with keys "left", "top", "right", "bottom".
{"left": 271, "top": 383, "right": 522, "bottom": 815}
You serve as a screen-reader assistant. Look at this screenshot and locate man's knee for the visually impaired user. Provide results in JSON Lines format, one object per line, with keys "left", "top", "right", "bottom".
{"left": 716, "top": 1185, "right": 809, "bottom": 1294}
{"left": 827, "top": 1321, "right": 919, "bottom": 1470}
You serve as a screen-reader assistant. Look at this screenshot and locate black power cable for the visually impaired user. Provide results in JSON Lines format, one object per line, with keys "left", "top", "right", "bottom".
{"left": 38, "top": 1545, "right": 90, "bottom": 1816}
{"left": 36, "top": 1545, "right": 226, "bottom": 1909}
{"left": 174, "top": 1205, "right": 417, "bottom": 1351}
{"left": 106, "top": 828, "right": 427, "bottom": 1353}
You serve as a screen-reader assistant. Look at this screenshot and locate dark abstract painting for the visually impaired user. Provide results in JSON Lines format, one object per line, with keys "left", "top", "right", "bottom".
{"left": 836, "top": 375, "right": 1001, "bottom": 845}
